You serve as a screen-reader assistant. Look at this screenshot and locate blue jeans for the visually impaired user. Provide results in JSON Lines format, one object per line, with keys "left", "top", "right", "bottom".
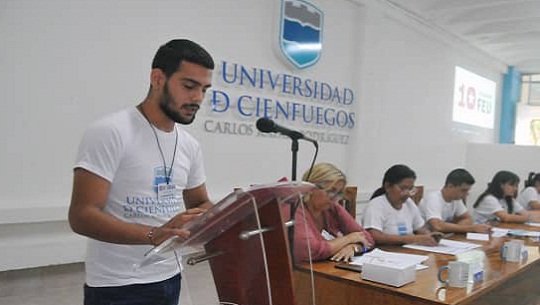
{"left": 84, "top": 273, "right": 181, "bottom": 305}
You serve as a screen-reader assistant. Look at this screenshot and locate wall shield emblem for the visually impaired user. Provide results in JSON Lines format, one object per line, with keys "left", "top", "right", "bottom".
{"left": 279, "top": 0, "right": 323, "bottom": 69}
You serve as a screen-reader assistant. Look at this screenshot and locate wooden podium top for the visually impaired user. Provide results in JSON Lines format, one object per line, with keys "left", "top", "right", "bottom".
{"left": 294, "top": 223, "right": 540, "bottom": 305}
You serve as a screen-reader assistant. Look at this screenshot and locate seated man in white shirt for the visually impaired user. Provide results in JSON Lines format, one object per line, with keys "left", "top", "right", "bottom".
{"left": 419, "top": 169, "right": 491, "bottom": 234}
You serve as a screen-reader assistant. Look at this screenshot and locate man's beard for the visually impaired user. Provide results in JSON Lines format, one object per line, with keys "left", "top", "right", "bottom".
{"left": 159, "top": 83, "right": 197, "bottom": 125}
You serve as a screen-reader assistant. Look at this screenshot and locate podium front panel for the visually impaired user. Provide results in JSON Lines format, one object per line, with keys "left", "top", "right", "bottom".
{"left": 137, "top": 182, "right": 317, "bottom": 305}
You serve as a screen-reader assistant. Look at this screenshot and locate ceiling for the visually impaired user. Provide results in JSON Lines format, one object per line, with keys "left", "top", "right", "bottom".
{"left": 379, "top": 0, "right": 540, "bottom": 74}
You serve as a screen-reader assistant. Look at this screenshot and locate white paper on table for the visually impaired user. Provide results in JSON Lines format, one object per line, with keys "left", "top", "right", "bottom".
{"left": 527, "top": 231, "right": 540, "bottom": 237}
{"left": 492, "top": 227, "right": 540, "bottom": 237}
{"left": 403, "top": 239, "right": 481, "bottom": 255}
{"left": 490, "top": 227, "right": 509, "bottom": 237}
{"left": 466, "top": 233, "right": 490, "bottom": 241}
{"left": 507, "top": 229, "right": 540, "bottom": 237}
{"left": 350, "top": 248, "right": 429, "bottom": 270}
{"left": 526, "top": 222, "right": 540, "bottom": 227}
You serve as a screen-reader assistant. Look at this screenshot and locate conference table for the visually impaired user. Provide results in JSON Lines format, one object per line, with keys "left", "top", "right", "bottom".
{"left": 293, "top": 223, "right": 540, "bottom": 305}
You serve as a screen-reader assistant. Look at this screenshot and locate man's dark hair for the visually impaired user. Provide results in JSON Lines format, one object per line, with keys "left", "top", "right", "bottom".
{"left": 445, "top": 168, "right": 475, "bottom": 187}
{"left": 151, "top": 39, "right": 215, "bottom": 78}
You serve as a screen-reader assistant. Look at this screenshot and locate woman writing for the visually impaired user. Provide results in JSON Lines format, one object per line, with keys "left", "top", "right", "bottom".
{"left": 473, "top": 170, "right": 540, "bottom": 223}
{"left": 362, "top": 164, "right": 441, "bottom": 246}
{"left": 293, "top": 163, "right": 373, "bottom": 262}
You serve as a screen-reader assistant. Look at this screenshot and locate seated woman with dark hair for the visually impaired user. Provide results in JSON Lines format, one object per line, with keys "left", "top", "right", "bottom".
{"left": 517, "top": 172, "right": 540, "bottom": 211}
{"left": 473, "top": 170, "right": 540, "bottom": 223}
{"left": 292, "top": 163, "right": 373, "bottom": 262}
{"left": 362, "top": 164, "right": 442, "bottom": 246}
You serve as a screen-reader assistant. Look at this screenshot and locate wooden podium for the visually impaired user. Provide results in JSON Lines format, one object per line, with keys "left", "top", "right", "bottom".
{"left": 141, "top": 182, "right": 317, "bottom": 305}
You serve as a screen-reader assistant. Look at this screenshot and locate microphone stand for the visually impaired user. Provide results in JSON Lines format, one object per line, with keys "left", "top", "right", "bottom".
{"left": 288, "top": 135, "right": 301, "bottom": 262}
{"left": 291, "top": 138, "right": 299, "bottom": 181}
{"left": 288, "top": 131, "right": 304, "bottom": 182}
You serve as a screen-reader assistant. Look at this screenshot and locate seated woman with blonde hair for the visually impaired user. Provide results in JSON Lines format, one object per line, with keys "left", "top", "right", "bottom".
{"left": 292, "top": 163, "right": 373, "bottom": 262}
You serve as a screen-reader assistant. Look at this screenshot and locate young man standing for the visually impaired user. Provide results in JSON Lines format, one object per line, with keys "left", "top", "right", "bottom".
{"left": 69, "top": 39, "right": 214, "bottom": 305}
{"left": 418, "top": 168, "right": 491, "bottom": 234}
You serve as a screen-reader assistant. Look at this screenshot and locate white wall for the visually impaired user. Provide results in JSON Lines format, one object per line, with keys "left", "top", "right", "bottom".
{"left": 0, "top": 0, "right": 361, "bottom": 270}
{"left": 186, "top": 0, "right": 363, "bottom": 198}
{"left": 348, "top": 1, "right": 505, "bottom": 198}
{"left": 0, "top": 0, "right": 508, "bottom": 270}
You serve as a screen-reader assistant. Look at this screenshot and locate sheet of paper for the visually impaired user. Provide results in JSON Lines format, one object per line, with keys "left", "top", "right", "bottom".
{"left": 490, "top": 227, "right": 509, "bottom": 237}
{"left": 508, "top": 229, "right": 540, "bottom": 237}
{"left": 350, "top": 248, "right": 429, "bottom": 270}
{"left": 414, "top": 264, "right": 429, "bottom": 270}
{"left": 403, "top": 239, "right": 481, "bottom": 255}
{"left": 466, "top": 233, "right": 490, "bottom": 241}
{"left": 525, "top": 222, "right": 540, "bottom": 227}
{"left": 527, "top": 231, "right": 540, "bottom": 237}
{"left": 491, "top": 227, "right": 540, "bottom": 237}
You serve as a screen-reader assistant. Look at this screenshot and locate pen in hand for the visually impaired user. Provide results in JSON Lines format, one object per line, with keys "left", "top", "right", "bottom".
{"left": 432, "top": 232, "right": 454, "bottom": 243}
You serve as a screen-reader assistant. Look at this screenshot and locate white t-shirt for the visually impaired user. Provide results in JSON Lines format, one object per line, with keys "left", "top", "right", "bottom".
{"left": 517, "top": 186, "right": 539, "bottom": 210}
{"left": 473, "top": 194, "right": 524, "bottom": 224}
{"left": 362, "top": 195, "right": 425, "bottom": 235}
{"left": 418, "top": 190, "right": 468, "bottom": 225}
{"left": 75, "top": 107, "right": 206, "bottom": 287}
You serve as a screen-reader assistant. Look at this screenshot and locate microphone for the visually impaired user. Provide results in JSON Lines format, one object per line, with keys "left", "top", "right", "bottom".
{"left": 256, "top": 117, "right": 318, "bottom": 146}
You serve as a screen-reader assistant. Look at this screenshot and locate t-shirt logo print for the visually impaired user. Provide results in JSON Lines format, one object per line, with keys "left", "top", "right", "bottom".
{"left": 397, "top": 223, "right": 408, "bottom": 236}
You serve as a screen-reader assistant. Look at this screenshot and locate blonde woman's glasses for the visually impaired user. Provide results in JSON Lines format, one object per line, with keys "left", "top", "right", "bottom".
{"left": 316, "top": 184, "right": 344, "bottom": 200}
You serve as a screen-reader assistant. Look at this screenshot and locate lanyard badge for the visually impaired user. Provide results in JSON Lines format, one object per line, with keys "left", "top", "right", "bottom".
{"left": 158, "top": 183, "right": 180, "bottom": 201}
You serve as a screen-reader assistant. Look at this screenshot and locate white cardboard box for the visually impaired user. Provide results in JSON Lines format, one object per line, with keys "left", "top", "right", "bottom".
{"left": 361, "top": 260, "right": 416, "bottom": 287}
